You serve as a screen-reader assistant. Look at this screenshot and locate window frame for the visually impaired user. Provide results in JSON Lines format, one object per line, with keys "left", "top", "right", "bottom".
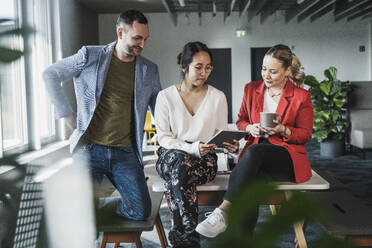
{"left": 1, "top": 0, "right": 64, "bottom": 158}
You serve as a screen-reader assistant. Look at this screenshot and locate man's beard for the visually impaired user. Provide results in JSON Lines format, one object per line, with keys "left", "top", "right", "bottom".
{"left": 125, "top": 44, "right": 142, "bottom": 57}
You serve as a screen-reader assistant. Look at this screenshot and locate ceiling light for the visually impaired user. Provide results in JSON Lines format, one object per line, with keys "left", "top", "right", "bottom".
{"left": 179, "top": 0, "right": 185, "bottom": 7}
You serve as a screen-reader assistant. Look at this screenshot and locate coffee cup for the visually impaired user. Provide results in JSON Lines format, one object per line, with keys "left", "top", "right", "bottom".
{"left": 260, "top": 112, "right": 281, "bottom": 128}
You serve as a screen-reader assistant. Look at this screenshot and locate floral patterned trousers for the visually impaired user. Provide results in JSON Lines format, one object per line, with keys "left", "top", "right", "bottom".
{"left": 156, "top": 147, "right": 217, "bottom": 247}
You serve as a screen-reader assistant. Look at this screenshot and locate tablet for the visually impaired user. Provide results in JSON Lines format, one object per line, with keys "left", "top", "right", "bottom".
{"left": 206, "top": 130, "right": 249, "bottom": 147}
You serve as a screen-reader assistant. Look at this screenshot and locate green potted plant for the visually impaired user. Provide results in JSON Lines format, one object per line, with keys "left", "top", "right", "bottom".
{"left": 304, "top": 66, "right": 350, "bottom": 157}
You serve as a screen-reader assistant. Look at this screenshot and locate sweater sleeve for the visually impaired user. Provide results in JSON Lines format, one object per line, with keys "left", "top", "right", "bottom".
{"left": 154, "top": 91, "right": 201, "bottom": 157}
{"left": 217, "top": 93, "right": 228, "bottom": 131}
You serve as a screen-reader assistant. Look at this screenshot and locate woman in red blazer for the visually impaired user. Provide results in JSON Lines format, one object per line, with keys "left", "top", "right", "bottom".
{"left": 196, "top": 44, "right": 314, "bottom": 238}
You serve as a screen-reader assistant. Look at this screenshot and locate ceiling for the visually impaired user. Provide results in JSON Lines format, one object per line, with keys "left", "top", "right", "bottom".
{"left": 77, "top": 0, "right": 372, "bottom": 25}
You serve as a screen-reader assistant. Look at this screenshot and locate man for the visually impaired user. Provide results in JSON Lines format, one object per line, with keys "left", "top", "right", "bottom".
{"left": 43, "top": 10, "right": 161, "bottom": 220}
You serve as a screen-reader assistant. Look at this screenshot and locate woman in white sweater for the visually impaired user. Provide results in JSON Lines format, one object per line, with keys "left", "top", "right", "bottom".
{"left": 154, "top": 41, "right": 238, "bottom": 248}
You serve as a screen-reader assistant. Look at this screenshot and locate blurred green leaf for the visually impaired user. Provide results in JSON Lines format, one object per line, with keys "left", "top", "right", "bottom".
{"left": 0, "top": 28, "right": 22, "bottom": 36}
{"left": 0, "top": 22, "right": 32, "bottom": 64}
{"left": 0, "top": 47, "right": 23, "bottom": 63}
{"left": 226, "top": 181, "right": 276, "bottom": 238}
{"left": 0, "top": 26, "right": 34, "bottom": 37}
{"left": 0, "top": 155, "right": 25, "bottom": 199}
{"left": 0, "top": 18, "right": 13, "bottom": 24}
{"left": 250, "top": 192, "right": 325, "bottom": 248}
{"left": 0, "top": 18, "right": 31, "bottom": 248}
{"left": 210, "top": 180, "right": 353, "bottom": 248}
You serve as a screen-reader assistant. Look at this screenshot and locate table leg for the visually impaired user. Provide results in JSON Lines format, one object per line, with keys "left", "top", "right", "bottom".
{"left": 269, "top": 205, "right": 278, "bottom": 215}
{"left": 293, "top": 220, "right": 307, "bottom": 248}
{"left": 284, "top": 191, "right": 307, "bottom": 248}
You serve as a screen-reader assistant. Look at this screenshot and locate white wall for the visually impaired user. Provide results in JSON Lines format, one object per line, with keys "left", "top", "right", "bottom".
{"left": 59, "top": 0, "right": 99, "bottom": 57}
{"left": 57, "top": 0, "right": 99, "bottom": 114}
{"left": 370, "top": 20, "right": 372, "bottom": 81}
{"left": 99, "top": 12, "right": 371, "bottom": 122}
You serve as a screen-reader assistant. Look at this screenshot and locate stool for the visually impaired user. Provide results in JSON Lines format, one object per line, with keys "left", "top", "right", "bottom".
{"left": 97, "top": 191, "right": 168, "bottom": 248}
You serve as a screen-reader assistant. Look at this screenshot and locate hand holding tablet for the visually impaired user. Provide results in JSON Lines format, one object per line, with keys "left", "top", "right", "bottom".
{"left": 206, "top": 130, "right": 249, "bottom": 147}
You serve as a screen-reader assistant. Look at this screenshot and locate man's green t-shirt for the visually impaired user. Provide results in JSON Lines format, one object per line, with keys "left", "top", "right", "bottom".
{"left": 84, "top": 55, "right": 135, "bottom": 147}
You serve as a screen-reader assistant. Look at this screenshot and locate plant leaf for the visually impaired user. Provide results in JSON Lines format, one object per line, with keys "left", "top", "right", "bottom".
{"left": 335, "top": 124, "right": 344, "bottom": 132}
{"left": 0, "top": 47, "right": 23, "bottom": 63}
{"left": 320, "top": 111, "right": 330, "bottom": 120}
{"left": 0, "top": 18, "right": 13, "bottom": 24}
{"left": 332, "top": 110, "right": 339, "bottom": 122}
{"left": 304, "top": 75, "right": 319, "bottom": 88}
{"left": 324, "top": 66, "right": 337, "bottom": 81}
{"left": 334, "top": 97, "right": 346, "bottom": 108}
{"left": 313, "top": 130, "right": 328, "bottom": 142}
{"left": 330, "top": 80, "right": 341, "bottom": 95}
{"left": 0, "top": 26, "right": 34, "bottom": 37}
{"left": 0, "top": 28, "right": 23, "bottom": 37}
{"left": 319, "top": 80, "right": 332, "bottom": 95}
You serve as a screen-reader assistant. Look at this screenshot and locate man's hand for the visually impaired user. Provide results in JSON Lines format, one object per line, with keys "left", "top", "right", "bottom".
{"left": 199, "top": 143, "right": 216, "bottom": 157}
{"left": 64, "top": 114, "right": 76, "bottom": 130}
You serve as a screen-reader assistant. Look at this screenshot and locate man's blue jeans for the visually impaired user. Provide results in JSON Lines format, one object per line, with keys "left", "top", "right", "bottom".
{"left": 73, "top": 143, "right": 151, "bottom": 220}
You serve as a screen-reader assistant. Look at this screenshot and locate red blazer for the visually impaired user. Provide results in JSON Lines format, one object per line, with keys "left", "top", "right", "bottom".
{"left": 236, "top": 80, "right": 314, "bottom": 183}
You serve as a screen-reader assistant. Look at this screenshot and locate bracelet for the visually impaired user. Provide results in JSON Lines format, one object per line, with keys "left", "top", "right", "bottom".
{"left": 282, "top": 126, "right": 287, "bottom": 136}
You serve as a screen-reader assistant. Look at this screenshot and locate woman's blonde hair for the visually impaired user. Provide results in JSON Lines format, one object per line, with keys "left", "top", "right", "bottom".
{"left": 290, "top": 54, "right": 305, "bottom": 87}
{"left": 265, "top": 44, "right": 305, "bottom": 87}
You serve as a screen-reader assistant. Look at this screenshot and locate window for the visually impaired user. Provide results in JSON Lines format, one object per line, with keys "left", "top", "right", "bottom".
{"left": 0, "top": 0, "right": 28, "bottom": 153}
{"left": 30, "top": 0, "right": 55, "bottom": 141}
{"left": 0, "top": 0, "right": 58, "bottom": 157}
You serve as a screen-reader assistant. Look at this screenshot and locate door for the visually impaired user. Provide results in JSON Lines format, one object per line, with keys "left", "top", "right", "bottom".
{"left": 206, "top": 48, "right": 232, "bottom": 123}
{"left": 251, "top": 47, "right": 270, "bottom": 81}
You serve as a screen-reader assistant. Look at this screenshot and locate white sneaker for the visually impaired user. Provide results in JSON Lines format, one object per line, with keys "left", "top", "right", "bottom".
{"left": 195, "top": 208, "right": 227, "bottom": 238}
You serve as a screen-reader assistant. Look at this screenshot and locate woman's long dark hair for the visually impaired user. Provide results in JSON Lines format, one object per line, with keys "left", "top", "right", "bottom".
{"left": 177, "top": 41, "right": 212, "bottom": 78}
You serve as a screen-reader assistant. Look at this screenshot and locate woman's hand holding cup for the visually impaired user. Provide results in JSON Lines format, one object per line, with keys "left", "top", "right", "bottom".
{"left": 246, "top": 123, "right": 264, "bottom": 138}
{"left": 264, "top": 119, "right": 284, "bottom": 135}
{"left": 259, "top": 112, "right": 285, "bottom": 136}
